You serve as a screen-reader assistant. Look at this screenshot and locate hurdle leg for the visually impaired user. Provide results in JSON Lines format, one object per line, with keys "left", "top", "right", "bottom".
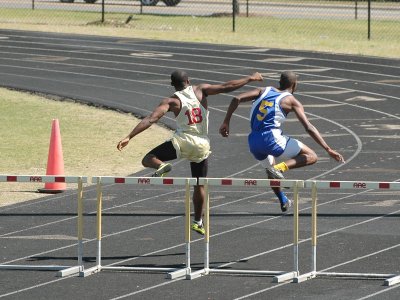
{"left": 187, "top": 180, "right": 209, "bottom": 280}
{"left": 274, "top": 181, "right": 300, "bottom": 283}
{"left": 57, "top": 177, "right": 85, "bottom": 277}
{"left": 294, "top": 181, "right": 318, "bottom": 283}
{"left": 168, "top": 180, "right": 192, "bottom": 279}
{"left": 80, "top": 178, "right": 103, "bottom": 277}
{"left": 384, "top": 275, "right": 400, "bottom": 286}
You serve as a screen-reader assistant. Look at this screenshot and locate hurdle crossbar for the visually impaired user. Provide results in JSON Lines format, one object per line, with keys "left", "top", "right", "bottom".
{"left": 294, "top": 180, "right": 400, "bottom": 286}
{"left": 186, "top": 178, "right": 303, "bottom": 281}
{"left": 81, "top": 176, "right": 197, "bottom": 279}
{"left": 0, "top": 175, "right": 87, "bottom": 277}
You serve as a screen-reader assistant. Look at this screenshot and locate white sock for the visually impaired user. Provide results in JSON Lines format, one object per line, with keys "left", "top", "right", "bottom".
{"left": 194, "top": 219, "right": 203, "bottom": 226}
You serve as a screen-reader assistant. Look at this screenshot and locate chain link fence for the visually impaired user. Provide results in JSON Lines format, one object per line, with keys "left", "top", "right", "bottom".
{"left": 0, "top": 1, "right": 399, "bottom": 54}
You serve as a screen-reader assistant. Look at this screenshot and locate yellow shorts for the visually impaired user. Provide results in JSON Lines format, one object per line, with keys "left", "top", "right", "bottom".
{"left": 171, "top": 132, "right": 211, "bottom": 163}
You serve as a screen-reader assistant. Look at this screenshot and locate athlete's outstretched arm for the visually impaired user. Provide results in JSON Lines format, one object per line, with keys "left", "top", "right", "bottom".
{"left": 291, "top": 98, "right": 345, "bottom": 162}
{"left": 117, "top": 99, "right": 170, "bottom": 151}
{"left": 219, "top": 88, "right": 263, "bottom": 137}
{"left": 199, "top": 72, "right": 263, "bottom": 97}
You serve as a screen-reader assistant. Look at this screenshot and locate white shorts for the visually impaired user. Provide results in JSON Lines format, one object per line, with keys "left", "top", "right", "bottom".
{"left": 171, "top": 131, "right": 211, "bottom": 163}
{"left": 259, "top": 137, "right": 303, "bottom": 168}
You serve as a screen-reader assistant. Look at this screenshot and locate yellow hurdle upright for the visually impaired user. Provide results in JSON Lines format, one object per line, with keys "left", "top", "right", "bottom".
{"left": 81, "top": 176, "right": 197, "bottom": 278}
{"left": 188, "top": 177, "right": 303, "bottom": 282}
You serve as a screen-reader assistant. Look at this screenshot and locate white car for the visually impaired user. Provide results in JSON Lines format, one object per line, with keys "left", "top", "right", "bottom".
{"left": 59, "top": 0, "right": 181, "bottom": 6}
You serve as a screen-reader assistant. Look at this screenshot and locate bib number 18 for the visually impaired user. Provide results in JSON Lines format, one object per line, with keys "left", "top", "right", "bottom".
{"left": 185, "top": 108, "right": 203, "bottom": 125}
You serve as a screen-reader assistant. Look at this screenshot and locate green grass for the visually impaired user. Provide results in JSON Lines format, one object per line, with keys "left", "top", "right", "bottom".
{"left": 0, "top": 7, "right": 399, "bottom": 58}
{"left": 0, "top": 88, "right": 171, "bottom": 177}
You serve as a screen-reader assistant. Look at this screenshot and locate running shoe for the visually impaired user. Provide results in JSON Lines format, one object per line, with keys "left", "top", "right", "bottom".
{"left": 152, "top": 163, "right": 172, "bottom": 177}
{"left": 280, "top": 199, "right": 293, "bottom": 212}
{"left": 265, "top": 165, "right": 285, "bottom": 179}
{"left": 191, "top": 223, "right": 205, "bottom": 235}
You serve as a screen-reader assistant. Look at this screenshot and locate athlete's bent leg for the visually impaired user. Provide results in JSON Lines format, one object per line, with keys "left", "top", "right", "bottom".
{"left": 283, "top": 143, "right": 318, "bottom": 170}
{"left": 142, "top": 141, "right": 177, "bottom": 169}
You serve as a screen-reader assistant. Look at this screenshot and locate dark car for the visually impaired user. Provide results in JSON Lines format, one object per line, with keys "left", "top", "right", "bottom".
{"left": 59, "top": 0, "right": 181, "bottom": 6}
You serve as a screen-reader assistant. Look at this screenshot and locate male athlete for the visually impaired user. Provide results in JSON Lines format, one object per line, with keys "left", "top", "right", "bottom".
{"left": 117, "top": 70, "right": 263, "bottom": 234}
{"left": 219, "top": 71, "right": 344, "bottom": 212}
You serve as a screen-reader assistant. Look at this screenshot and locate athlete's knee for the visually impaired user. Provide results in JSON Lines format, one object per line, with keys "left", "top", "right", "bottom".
{"left": 141, "top": 153, "right": 155, "bottom": 167}
{"left": 307, "top": 152, "right": 318, "bottom": 165}
{"left": 300, "top": 145, "right": 318, "bottom": 165}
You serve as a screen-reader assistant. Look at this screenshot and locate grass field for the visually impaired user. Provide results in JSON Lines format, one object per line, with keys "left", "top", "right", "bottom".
{"left": 0, "top": 88, "right": 171, "bottom": 206}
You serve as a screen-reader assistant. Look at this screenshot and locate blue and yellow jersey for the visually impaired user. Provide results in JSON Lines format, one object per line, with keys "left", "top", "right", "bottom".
{"left": 249, "top": 87, "right": 290, "bottom": 132}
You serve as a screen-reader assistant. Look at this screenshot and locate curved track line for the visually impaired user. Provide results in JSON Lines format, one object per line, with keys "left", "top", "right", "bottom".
{"left": 1, "top": 36, "right": 399, "bottom": 72}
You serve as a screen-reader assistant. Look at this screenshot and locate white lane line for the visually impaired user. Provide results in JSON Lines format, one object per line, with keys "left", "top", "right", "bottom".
{"left": 1, "top": 45, "right": 399, "bottom": 99}
{"left": 297, "top": 93, "right": 400, "bottom": 119}
{"left": 109, "top": 278, "right": 185, "bottom": 300}
{"left": 0, "top": 44, "right": 399, "bottom": 88}
{"left": 227, "top": 48, "right": 270, "bottom": 53}
{"left": 0, "top": 276, "right": 74, "bottom": 299}
{"left": 356, "top": 284, "right": 400, "bottom": 300}
{"left": 303, "top": 90, "right": 351, "bottom": 95}
{"left": 258, "top": 57, "right": 305, "bottom": 62}
{"left": 346, "top": 96, "right": 386, "bottom": 102}
{"left": 1, "top": 32, "right": 398, "bottom": 71}
{"left": 130, "top": 52, "right": 172, "bottom": 57}
{"left": 1, "top": 47, "right": 399, "bottom": 101}
{"left": 0, "top": 189, "right": 179, "bottom": 239}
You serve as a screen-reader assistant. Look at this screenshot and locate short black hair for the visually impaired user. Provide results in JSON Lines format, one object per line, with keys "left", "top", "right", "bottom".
{"left": 171, "top": 70, "right": 188, "bottom": 87}
{"left": 279, "top": 71, "right": 297, "bottom": 89}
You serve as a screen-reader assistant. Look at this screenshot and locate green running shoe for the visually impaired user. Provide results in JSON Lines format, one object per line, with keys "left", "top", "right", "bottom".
{"left": 152, "top": 163, "right": 172, "bottom": 177}
{"left": 191, "top": 223, "right": 205, "bottom": 235}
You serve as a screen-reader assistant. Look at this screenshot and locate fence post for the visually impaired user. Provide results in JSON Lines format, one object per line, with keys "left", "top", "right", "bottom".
{"left": 367, "top": 0, "right": 371, "bottom": 39}
{"left": 102, "top": 0, "right": 105, "bottom": 23}
{"left": 232, "top": 0, "right": 238, "bottom": 32}
{"left": 355, "top": 0, "right": 358, "bottom": 20}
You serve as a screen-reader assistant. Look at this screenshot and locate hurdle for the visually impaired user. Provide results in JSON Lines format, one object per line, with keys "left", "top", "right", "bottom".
{"left": 0, "top": 175, "right": 86, "bottom": 277}
{"left": 184, "top": 177, "right": 304, "bottom": 282}
{"left": 80, "top": 176, "right": 197, "bottom": 278}
{"left": 294, "top": 180, "right": 400, "bottom": 286}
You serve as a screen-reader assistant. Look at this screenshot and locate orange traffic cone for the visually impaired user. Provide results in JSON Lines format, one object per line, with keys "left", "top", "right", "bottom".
{"left": 38, "top": 119, "right": 66, "bottom": 193}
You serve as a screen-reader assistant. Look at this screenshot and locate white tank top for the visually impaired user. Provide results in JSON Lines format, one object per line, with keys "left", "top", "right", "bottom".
{"left": 174, "top": 86, "right": 209, "bottom": 136}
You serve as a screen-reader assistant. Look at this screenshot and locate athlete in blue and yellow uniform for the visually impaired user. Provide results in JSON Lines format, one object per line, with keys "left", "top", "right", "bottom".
{"left": 220, "top": 71, "right": 345, "bottom": 212}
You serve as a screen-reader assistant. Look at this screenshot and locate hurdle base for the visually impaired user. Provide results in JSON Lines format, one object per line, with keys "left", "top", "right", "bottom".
{"left": 167, "top": 267, "right": 191, "bottom": 279}
{"left": 294, "top": 271, "right": 316, "bottom": 283}
{"left": 273, "top": 271, "right": 299, "bottom": 283}
{"left": 102, "top": 266, "right": 179, "bottom": 273}
{"left": 384, "top": 275, "right": 400, "bottom": 286}
{"left": 211, "top": 269, "right": 286, "bottom": 277}
{"left": 81, "top": 265, "right": 185, "bottom": 278}
{"left": 295, "top": 271, "right": 398, "bottom": 284}
{"left": 57, "top": 265, "right": 83, "bottom": 277}
{"left": 80, "top": 265, "right": 102, "bottom": 277}
{"left": 0, "top": 264, "right": 71, "bottom": 271}
{"left": 318, "top": 272, "right": 395, "bottom": 279}
{"left": 187, "top": 268, "right": 209, "bottom": 280}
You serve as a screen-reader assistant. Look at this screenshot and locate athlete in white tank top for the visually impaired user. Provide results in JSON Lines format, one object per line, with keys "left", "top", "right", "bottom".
{"left": 174, "top": 85, "right": 209, "bottom": 137}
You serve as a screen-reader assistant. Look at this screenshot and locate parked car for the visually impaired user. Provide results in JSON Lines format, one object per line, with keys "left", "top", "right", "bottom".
{"left": 59, "top": 0, "right": 181, "bottom": 6}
